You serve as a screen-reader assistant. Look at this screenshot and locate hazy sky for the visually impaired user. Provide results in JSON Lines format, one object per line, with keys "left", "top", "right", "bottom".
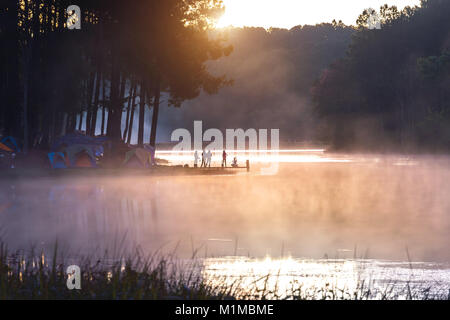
{"left": 216, "top": 0, "right": 422, "bottom": 29}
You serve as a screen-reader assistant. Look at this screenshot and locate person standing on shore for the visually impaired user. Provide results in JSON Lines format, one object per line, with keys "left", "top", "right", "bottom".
{"left": 194, "top": 150, "right": 199, "bottom": 167}
{"left": 222, "top": 150, "right": 227, "bottom": 167}
{"left": 207, "top": 150, "right": 212, "bottom": 167}
{"left": 201, "top": 149, "right": 205, "bottom": 167}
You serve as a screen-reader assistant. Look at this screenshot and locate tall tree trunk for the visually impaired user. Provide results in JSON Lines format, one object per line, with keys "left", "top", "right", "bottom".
{"left": 78, "top": 112, "right": 83, "bottom": 131}
{"left": 106, "top": 49, "right": 122, "bottom": 142}
{"left": 60, "top": 113, "right": 68, "bottom": 136}
{"left": 87, "top": 17, "right": 103, "bottom": 137}
{"left": 146, "top": 88, "right": 154, "bottom": 144}
{"left": 118, "top": 73, "right": 127, "bottom": 140}
{"left": 29, "top": 0, "right": 40, "bottom": 144}
{"left": 150, "top": 76, "right": 161, "bottom": 147}
{"left": 138, "top": 79, "right": 146, "bottom": 146}
{"left": 22, "top": 0, "right": 34, "bottom": 154}
{"left": 68, "top": 113, "right": 76, "bottom": 133}
{"left": 23, "top": 55, "right": 30, "bottom": 154}
{"left": 0, "top": 48, "right": 5, "bottom": 129}
{"left": 85, "top": 69, "right": 95, "bottom": 135}
{"left": 22, "top": 39, "right": 34, "bottom": 154}
{"left": 91, "top": 69, "right": 102, "bottom": 136}
{"left": 101, "top": 75, "right": 107, "bottom": 135}
{"left": 50, "top": 101, "right": 57, "bottom": 146}
{"left": 126, "top": 83, "right": 138, "bottom": 145}
{"left": 123, "top": 78, "right": 136, "bottom": 141}
{"left": 2, "top": 0, "right": 20, "bottom": 137}
{"left": 106, "top": 63, "right": 114, "bottom": 136}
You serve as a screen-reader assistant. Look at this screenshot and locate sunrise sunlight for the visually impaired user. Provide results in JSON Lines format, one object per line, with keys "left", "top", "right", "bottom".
{"left": 216, "top": 0, "right": 422, "bottom": 29}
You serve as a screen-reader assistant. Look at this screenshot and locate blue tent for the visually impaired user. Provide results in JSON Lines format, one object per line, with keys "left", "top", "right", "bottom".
{"left": 48, "top": 152, "right": 67, "bottom": 169}
{"left": 1, "top": 136, "right": 20, "bottom": 152}
{"left": 51, "top": 132, "right": 110, "bottom": 153}
{"left": 64, "top": 145, "right": 97, "bottom": 168}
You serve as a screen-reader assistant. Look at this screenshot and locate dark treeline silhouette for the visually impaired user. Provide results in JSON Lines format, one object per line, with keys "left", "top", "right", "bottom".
{"left": 0, "top": 0, "right": 232, "bottom": 154}
{"left": 312, "top": 0, "right": 450, "bottom": 151}
{"left": 1, "top": 0, "right": 448, "bottom": 155}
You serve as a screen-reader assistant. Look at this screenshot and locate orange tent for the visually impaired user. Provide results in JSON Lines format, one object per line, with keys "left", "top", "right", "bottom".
{"left": 0, "top": 143, "right": 13, "bottom": 152}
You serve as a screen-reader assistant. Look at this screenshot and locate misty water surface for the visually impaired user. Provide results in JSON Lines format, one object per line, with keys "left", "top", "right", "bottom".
{"left": 1, "top": 153, "right": 449, "bottom": 263}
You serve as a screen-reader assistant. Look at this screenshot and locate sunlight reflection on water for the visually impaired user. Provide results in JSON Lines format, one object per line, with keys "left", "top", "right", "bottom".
{"left": 201, "top": 257, "right": 450, "bottom": 299}
{"left": 156, "top": 149, "right": 353, "bottom": 165}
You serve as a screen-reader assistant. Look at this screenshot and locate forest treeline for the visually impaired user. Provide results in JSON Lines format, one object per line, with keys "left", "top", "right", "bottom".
{"left": 154, "top": 0, "right": 449, "bottom": 152}
{"left": 0, "top": 0, "right": 449, "bottom": 154}
{"left": 312, "top": 0, "right": 450, "bottom": 151}
{"left": 0, "top": 0, "right": 232, "bottom": 153}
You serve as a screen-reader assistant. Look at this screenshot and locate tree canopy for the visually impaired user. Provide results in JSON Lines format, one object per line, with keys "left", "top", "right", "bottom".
{"left": 312, "top": 0, "right": 450, "bottom": 151}
{"left": 0, "top": 0, "right": 232, "bottom": 152}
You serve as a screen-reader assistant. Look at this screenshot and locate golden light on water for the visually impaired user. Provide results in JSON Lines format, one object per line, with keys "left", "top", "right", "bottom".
{"left": 156, "top": 149, "right": 326, "bottom": 153}
{"left": 201, "top": 257, "right": 450, "bottom": 299}
{"left": 202, "top": 257, "right": 360, "bottom": 299}
{"left": 155, "top": 149, "right": 353, "bottom": 165}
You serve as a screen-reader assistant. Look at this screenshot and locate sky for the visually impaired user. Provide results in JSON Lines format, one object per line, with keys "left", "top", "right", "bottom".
{"left": 216, "top": 0, "right": 422, "bottom": 29}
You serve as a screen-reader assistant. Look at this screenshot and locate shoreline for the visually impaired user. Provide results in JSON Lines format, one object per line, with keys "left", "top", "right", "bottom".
{"left": 0, "top": 166, "right": 248, "bottom": 180}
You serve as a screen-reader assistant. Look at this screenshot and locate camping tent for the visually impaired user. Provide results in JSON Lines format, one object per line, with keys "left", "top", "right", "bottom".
{"left": 64, "top": 144, "right": 97, "bottom": 168}
{"left": 51, "top": 132, "right": 110, "bottom": 156}
{"left": 123, "top": 148, "right": 151, "bottom": 168}
{"left": 48, "top": 152, "right": 67, "bottom": 169}
{"left": 1, "top": 136, "right": 20, "bottom": 152}
{"left": 0, "top": 142, "right": 13, "bottom": 152}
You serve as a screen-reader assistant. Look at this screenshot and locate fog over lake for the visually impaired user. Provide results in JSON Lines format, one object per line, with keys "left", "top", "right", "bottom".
{"left": 1, "top": 153, "right": 449, "bottom": 263}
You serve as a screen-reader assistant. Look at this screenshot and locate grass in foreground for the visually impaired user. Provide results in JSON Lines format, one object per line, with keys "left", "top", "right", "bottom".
{"left": 0, "top": 242, "right": 449, "bottom": 300}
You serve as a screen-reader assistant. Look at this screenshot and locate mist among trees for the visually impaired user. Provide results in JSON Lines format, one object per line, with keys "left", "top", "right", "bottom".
{"left": 312, "top": 0, "right": 450, "bottom": 151}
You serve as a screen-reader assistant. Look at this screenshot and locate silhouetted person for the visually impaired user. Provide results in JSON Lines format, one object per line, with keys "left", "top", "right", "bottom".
{"left": 222, "top": 150, "right": 227, "bottom": 167}
{"left": 206, "top": 150, "right": 212, "bottom": 167}
{"left": 201, "top": 149, "right": 206, "bottom": 167}
{"left": 231, "top": 156, "right": 238, "bottom": 168}
{"left": 194, "top": 150, "right": 199, "bottom": 167}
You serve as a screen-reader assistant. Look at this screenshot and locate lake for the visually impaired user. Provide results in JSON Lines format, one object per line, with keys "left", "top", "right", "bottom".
{"left": 1, "top": 152, "right": 449, "bottom": 298}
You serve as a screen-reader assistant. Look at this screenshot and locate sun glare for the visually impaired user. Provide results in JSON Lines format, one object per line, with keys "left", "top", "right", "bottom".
{"left": 215, "top": 0, "right": 421, "bottom": 29}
